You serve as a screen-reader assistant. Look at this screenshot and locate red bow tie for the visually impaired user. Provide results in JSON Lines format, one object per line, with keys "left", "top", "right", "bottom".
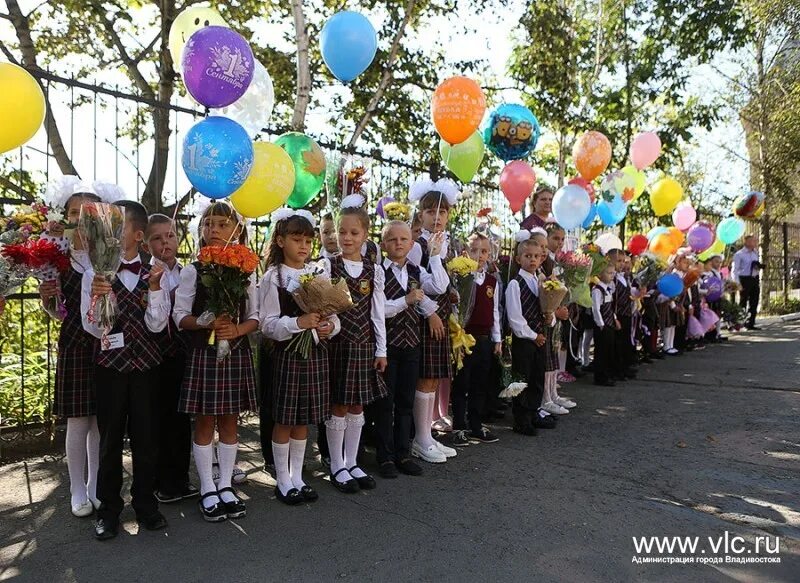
{"left": 117, "top": 261, "right": 142, "bottom": 274}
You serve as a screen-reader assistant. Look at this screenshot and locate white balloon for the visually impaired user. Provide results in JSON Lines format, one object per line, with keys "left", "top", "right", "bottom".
{"left": 595, "top": 232, "right": 624, "bottom": 255}
{"left": 211, "top": 61, "right": 274, "bottom": 137}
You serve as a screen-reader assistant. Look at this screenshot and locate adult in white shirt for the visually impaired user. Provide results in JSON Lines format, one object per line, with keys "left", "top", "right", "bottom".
{"left": 732, "top": 235, "right": 762, "bottom": 329}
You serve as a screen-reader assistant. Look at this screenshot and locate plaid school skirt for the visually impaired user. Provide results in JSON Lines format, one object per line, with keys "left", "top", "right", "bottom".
{"left": 271, "top": 343, "right": 330, "bottom": 425}
{"left": 54, "top": 343, "right": 98, "bottom": 418}
{"left": 179, "top": 340, "right": 257, "bottom": 416}
{"left": 420, "top": 320, "right": 453, "bottom": 380}
{"left": 329, "top": 341, "right": 388, "bottom": 406}
{"left": 544, "top": 326, "right": 559, "bottom": 372}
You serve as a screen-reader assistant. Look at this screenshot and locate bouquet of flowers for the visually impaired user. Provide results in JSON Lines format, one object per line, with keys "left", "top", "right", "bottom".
{"left": 497, "top": 355, "right": 528, "bottom": 399}
{"left": 383, "top": 202, "right": 411, "bottom": 222}
{"left": 2, "top": 235, "right": 71, "bottom": 317}
{"left": 723, "top": 279, "right": 742, "bottom": 295}
{"left": 0, "top": 202, "right": 63, "bottom": 244}
{"left": 78, "top": 202, "right": 124, "bottom": 331}
{"left": 0, "top": 254, "right": 27, "bottom": 301}
{"left": 195, "top": 243, "right": 260, "bottom": 361}
{"left": 284, "top": 261, "right": 355, "bottom": 359}
{"left": 581, "top": 243, "right": 607, "bottom": 279}
{"left": 634, "top": 253, "right": 668, "bottom": 288}
{"left": 719, "top": 297, "right": 746, "bottom": 331}
{"left": 556, "top": 250, "right": 593, "bottom": 308}
{"left": 446, "top": 256, "right": 478, "bottom": 370}
{"left": 336, "top": 165, "right": 368, "bottom": 196}
{"left": 540, "top": 278, "right": 569, "bottom": 318}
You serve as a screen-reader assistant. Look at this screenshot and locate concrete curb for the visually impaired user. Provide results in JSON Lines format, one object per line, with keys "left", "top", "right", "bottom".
{"left": 758, "top": 311, "right": 800, "bottom": 326}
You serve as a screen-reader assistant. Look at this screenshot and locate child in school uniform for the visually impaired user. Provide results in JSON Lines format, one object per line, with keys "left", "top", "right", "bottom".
{"left": 38, "top": 177, "right": 103, "bottom": 518}
{"left": 702, "top": 254, "right": 726, "bottom": 342}
{"left": 669, "top": 249, "right": 692, "bottom": 355}
{"left": 81, "top": 200, "right": 170, "bottom": 540}
{"left": 376, "top": 220, "right": 447, "bottom": 478}
{"left": 608, "top": 249, "right": 637, "bottom": 379}
{"left": 505, "top": 232, "right": 558, "bottom": 435}
{"left": 591, "top": 261, "right": 618, "bottom": 386}
{"left": 450, "top": 232, "right": 502, "bottom": 446}
{"left": 173, "top": 201, "right": 259, "bottom": 523}
{"left": 142, "top": 214, "right": 198, "bottom": 504}
{"left": 324, "top": 195, "right": 388, "bottom": 492}
{"left": 261, "top": 208, "right": 339, "bottom": 505}
{"left": 406, "top": 178, "right": 460, "bottom": 463}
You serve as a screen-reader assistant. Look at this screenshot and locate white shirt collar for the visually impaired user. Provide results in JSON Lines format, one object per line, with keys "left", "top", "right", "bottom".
{"left": 383, "top": 257, "right": 406, "bottom": 271}
{"left": 321, "top": 248, "right": 339, "bottom": 259}
{"left": 121, "top": 254, "right": 141, "bottom": 264}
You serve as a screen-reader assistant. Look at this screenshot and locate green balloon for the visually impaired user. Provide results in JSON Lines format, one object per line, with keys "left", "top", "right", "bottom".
{"left": 275, "top": 132, "right": 326, "bottom": 208}
{"left": 439, "top": 130, "right": 485, "bottom": 183}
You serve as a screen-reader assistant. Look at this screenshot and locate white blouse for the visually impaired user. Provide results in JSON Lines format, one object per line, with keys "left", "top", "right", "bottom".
{"left": 382, "top": 256, "right": 448, "bottom": 319}
{"left": 505, "top": 269, "right": 553, "bottom": 341}
{"left": 173, "top": 263, "right": 259, "bottom": 329}
{"left": 407, "top": 229, "right": 449, "bottom": 267}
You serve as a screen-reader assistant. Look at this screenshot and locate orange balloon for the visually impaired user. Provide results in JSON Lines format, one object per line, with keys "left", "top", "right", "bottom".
{"left": 667, "top": 226, "right": 685, "bottom": 248}
{"left": 572, "top": 131, "right": 612, "bottom": 181}
{"left": 431, "top": 76, "right": 486, "bottom": 145}
{"left": 650, "top": 233, "right": 678, "bottom": 258}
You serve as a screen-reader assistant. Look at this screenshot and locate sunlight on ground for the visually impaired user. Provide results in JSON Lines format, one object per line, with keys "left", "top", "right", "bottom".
{"left": 764, "top": 451, "right": 800, "bottom": 462}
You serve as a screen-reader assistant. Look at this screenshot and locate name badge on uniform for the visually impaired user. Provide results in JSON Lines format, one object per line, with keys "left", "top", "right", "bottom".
{"left": 408, "top": 280, "right": 419, "bottom": 291}
{"left": 101, "top": 332, "right": 125, "bottom": 351}
{"left": 359, "top": 279, "right": 371, "bottom": 295}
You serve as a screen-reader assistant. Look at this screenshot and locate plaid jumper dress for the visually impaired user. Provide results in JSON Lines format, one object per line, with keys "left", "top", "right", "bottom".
{"left": 178, "top": 263, "right": 257, "bottom": 416}
{"left": 537, "top": 267, "right": 560, "bottom": 372}
{"left": 270, "top": 266, "right": 330, "bottom": 425}
{"left": 329, "top": 256, "right": 388, "bottom": 405}
{"left": 54, "top": 265, "right": 99, "bottom": 418}
{"left": 417, "top": 236, "right": 454, "bottom": 379}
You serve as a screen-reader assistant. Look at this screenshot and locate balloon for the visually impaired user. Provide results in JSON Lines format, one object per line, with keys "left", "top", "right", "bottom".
{"left": 569, "top": 176, "right": 595, "bottom": 202}
{"left": 647, "top": 225, "right": 669, "bottom": 241}
{"left": 552, "top": 184, "right": 592, "bottom": 230}
{"left": 376, "top": 196, "right": 395, "bottom": 219}
{"left": 627, "top": 234, "right": 649, "bottom": 256}
{"left": 0, "top": 63, "right": 46, "bottom": 154}
{"left": 704, "top": 276, "right": 723, "bottom": 302}
{"left": 717, "top": 216, "right": 746, "bottom": 244}
{"left": 182, "top": 26, "right": 255, "bottom": 108}
{"left": 432, "top": 77, "right": 486, "bottom": 146}
{"left": 168, "top": 6, "right": 227, "bottom": 72}
{"left": 698, "top": 238, "right": 725, "bottom": 261}
{"left": 667, "top": 226, "right": 685, "bottom": 248}
{"left": 595, "top": 232, "right": 623, "bottom": 255}
{"left": 581, "top": 204, "right": 597, "bottom": 229}
{"left": 572, "top": 131, "right": 611, "bottom": 181}
{"left": 211, "top": 61, "right": 274, "bottom": 138}
{"left": 320, "top": 11, "right": 377, "bottom": 83}
{"left": 684, "top": 266, "right": 702, "bottom": 288}
{"left": 630, "top": 132, "right": 662, "bottom": 170}
{"left": 734, "top": 191, "right": 765, "bottom": 218}
{"left": 275, "top": 132, "right": 327, "bottom": 208}
{"left": 650, "top": 177, "right": 683, "bottom": 216}
{"left": 499, "top": 161, "right": 536, "bottom": 213}
{"left": 229, "top": 142, "right": 295, "bottom": 218}
{"left": 439, "top": 131, "right": 485, "bottom": 182}
{"left": 686, "top": 220, "right": 715, "bottom": 253}
{"left": 182, "top": 116, "right": 254, "bottom": 199}
{"left": 672, "top": 201, "right": 696, "bottom": 231}
{"left": 650, "top": 233, "right": 678, "bottom": 258}
{"left": 596, "top": 194, "right": 628, "bottom": 226}
{"left": 620, "top": 165, "right": 647, "bottom": 200}
{"left": 657, "top": 273, "right": 683, "bottom": 297}
{"left": 482, "top": 104, "right": 541, "bottom": 162}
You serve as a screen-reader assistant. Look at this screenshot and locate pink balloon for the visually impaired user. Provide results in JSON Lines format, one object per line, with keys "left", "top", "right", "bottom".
{"left": 500, "top": 161, "right": 536, "bottom": 213}
{"left": 630, "top": 132, "right": 662, "bottom": 170}
{"left": 672, "top": 201, "right": 696, "bottom": 231}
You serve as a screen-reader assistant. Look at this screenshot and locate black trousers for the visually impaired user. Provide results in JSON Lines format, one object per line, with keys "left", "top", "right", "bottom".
{"left": 614, "top": 315, "right": 636, "bottom": 372}
{"left": 452, "top": 336, "right": 492, "bottom": 433}
{"left": 593, "top": 325, "right": 616, "bottom": 383}
{"left": 155, "top": 355, "right": 191, "bottom": 493}
{"left": 95, "top": 365, "right": 158, "bottom": 522}
{"left": 739, "top": 276, "right": 759, "bottom": 327}
{"left": 375, "top": 345, "right": 420, "bottom": 463}
{"left": 510, "top": 337, "right": 545, "bottom": 430}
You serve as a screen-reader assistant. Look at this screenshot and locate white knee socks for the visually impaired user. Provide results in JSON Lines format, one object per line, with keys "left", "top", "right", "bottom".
{"left": 66, "top": 416, "right": 98, "bottom": 507}
{"left": 325, "top": 416, "right": 349, "bottom": 482}
{"left": 216, "top": 442, "right": 238, "bottom": 503}
{"left": 193, "top": 442, "right": 218, "bottom": 508}
{"left": 413, "top": 391, "right": 435, "bottom": 448}
{"left": 542, "top": 372, "right": 557, "bottom": 406}
{"left": 289, "top": 438, "right": 307, "bottom": 490}
{"left": 663, "top": 326, "right": 675, "bottom": 350}
{"left": 272, "top": 441, "right": 292, "bottom": 495}
{"left": 558, "top": 349, "right": 567, "bottom": 373}
{"left": 581, "top": 330, "right": 593, "bottom": 365}
{"left": 344, "top": 413, "right": 366, "bottom": 479}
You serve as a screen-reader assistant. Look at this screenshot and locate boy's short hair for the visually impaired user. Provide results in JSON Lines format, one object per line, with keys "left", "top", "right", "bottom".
{"left": 381, "top": 220, "right": 411, "bottom": 240}
{"left": 116, "top": 200, "right": 148, "bottom": 233}
{"left": 515, "top": 238, "right": 539, "bottom": 256}
{"left": 321, "top": 212, "right": 334, "bottom": 223}
{"left": 467, "top": 231, "right": 490, "bottom": 245}
{"left": 145, "top": 213, "right": 173, "bottom": 239}
{"left": 606, "top": 248, "right": 624, "bottom": 260}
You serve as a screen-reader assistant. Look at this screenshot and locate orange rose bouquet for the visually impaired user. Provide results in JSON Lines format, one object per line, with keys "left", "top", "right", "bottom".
{"left": 196, "top": 244, "right": 260, "bottom": 360}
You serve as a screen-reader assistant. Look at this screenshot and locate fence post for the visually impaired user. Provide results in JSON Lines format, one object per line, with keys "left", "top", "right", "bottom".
{"left": 783, "top": 222, "right": 789, "bottom": 301}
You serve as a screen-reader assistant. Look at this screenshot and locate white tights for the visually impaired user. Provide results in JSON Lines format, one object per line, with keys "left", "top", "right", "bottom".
{"left": 65, "top": 416, "right": 100, "bottom": 507}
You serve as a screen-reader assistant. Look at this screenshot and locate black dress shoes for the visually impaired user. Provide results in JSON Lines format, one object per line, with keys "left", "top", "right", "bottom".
{"left": 137, "top": 511, "right": 168, "bottom": 531}
{"left": 275, "top": 485, "right": 304, "bottom": 506}
{"left": 330, "top": 468, "right": 359, "bottom": 493}
{"left": 395, "top": 458, "right": 423, "bottom": 476}
{"left": 378, "top": 461, "right": 399, "bottom": 479}
{"left": 512, "top": 424, "right": 538, "bottom": 436}
{"left": 94, "top": 518, "right": 119, "bottom": 541}
{"left": 349, "top": 466, "right": 377, "bottom": 490}
{"left": 533, "top": 415, "right": 558, "bottom": 429}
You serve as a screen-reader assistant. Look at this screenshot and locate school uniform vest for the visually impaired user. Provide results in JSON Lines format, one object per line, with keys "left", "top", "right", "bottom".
{"left": 596, "top": 284, "right": 615, "bottom": 327}
{"left": 96, "top": 264, "right": 163, "bottom": 373}
{"left": 465, "top": 274, "right": 496, "bottom": 337}
{"left": 613, "top": 276, "right": 633, "bottom": 318}
{"left": 516, "top": 275, "right": 543, "bottom": 335}
{"left": 383, "top": 263, "right": 422, "bottom": 349}
{"left": 188, "top": 261, "right": 247, "bottom": 350}
{"left": 541, "top": 256, "right": 556, "bottom": 278}
{"left": 330, "top": 256, "right": 375, "bottom": 345}
{"left": 59, "top": 265, "right": 97, "bottom": 350}
{"left": 364, "top": 239, "right": 380, "bottom": 264}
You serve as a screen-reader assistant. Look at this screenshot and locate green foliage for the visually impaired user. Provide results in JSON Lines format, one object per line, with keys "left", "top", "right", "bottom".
{"left": 763, "top": 296, "right": 800, "bottom": 315}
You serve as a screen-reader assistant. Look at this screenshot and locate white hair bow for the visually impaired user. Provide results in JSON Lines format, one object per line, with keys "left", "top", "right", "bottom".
{"left": 270, "top": 207, "right": 316, "bottom": 228}
{"left": 340, "top": 194, "right": 365, "bottom": 210}
{"left": 514, "top": 230, "right": 532, "bottom": 243}
{"left": 43, "top": 175, "right": 96, "bottom": 210}
{"left": 408, "top": 177, "right": 461, "bottom": 206}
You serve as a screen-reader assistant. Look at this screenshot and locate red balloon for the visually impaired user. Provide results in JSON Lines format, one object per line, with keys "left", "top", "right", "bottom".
{"left": 500, "top": 161, "right": 536, "bottom": 213}
{"left": 569, "top": 176, "right": 595, "bottom": 203}
{"left": 627, "top": 234, "right": 649, "bottom": 256}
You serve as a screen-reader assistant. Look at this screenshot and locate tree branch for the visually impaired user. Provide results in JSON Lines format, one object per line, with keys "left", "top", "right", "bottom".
{"left": 291, "top": 0, "right": 311, "bottom": 131}
{"left": 91, "top": 7, "right": 155, "bottom": 99}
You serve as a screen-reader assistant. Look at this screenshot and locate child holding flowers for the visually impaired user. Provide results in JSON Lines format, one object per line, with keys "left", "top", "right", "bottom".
{"left": 173, "top": 201, "right": 259, "bottom": 523}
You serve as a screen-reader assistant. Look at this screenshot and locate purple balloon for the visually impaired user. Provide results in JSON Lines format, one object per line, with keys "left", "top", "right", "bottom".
{"left": 182, "top": 26, "right": 254, "bottom": 108}
{"left": 376, "top": 196, "right": 395, "bottom": 219}
{"left": 704, "top": 275, "right": 723, "bottom": 302}
{"left": 686, "top": 221, "right": 715, "bottom": 253}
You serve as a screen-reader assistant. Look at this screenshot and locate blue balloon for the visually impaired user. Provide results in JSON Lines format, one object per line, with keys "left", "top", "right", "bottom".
{"left": 482, "top": 103, "right": 541, "bottom": 161}
{"left": 596, "top": 194, "right": 628, "bottom": 226}
{"left": 582, "top": 203, "right": 597, "bottom": 229}
{"left": 717, "top": 216, "right": 746, "bottom": 244}
{"left": 320, "top": 11, "right": 377, "bottom": 83}
{"left": 657, "top": 273, "right": 684, "bottom": 298}
{"left": 182, "top": 116, "right": 253, "bottom": 199}
{"left": 647, "top": 225, "right": 669, "bottom": 241}
{"left": 552, "top": 184, "right": 592, "bottom": 230}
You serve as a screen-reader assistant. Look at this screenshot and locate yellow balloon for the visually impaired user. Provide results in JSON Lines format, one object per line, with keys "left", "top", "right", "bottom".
{"left": 621, "top": 165, "right": 646, "bottom": 200}
{"left": 168, "top": 5, "right": 228, "bottom": 71}
{"left": 230, "top": 142, "right": 295, "bottom": 218}
{"left": 650, "top": 177, "right": 683, "bottom": 216}
{"left": 0, "top": 63, "right": 45, "bottom": 154}
{"left": 697, "top": 238, "right": 725, "bottom": 261}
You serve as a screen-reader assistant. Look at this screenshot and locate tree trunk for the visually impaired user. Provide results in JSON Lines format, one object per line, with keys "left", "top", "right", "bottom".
{"left": 291, "top": 0, "right": 310, "bottom": 132}
{"left": 557, "top": 129, "right": 566, "bottom": 187}
{"left": 755, "top": 28, "right": 772, "bottom": 309}
{"left": 6, "top": 0, "right": 77, "bottom": 177}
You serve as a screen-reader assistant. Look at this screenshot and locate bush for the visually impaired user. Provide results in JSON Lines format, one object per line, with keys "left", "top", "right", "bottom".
{"left": 763, "top": 296, "right": 800, "bottom": 316}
